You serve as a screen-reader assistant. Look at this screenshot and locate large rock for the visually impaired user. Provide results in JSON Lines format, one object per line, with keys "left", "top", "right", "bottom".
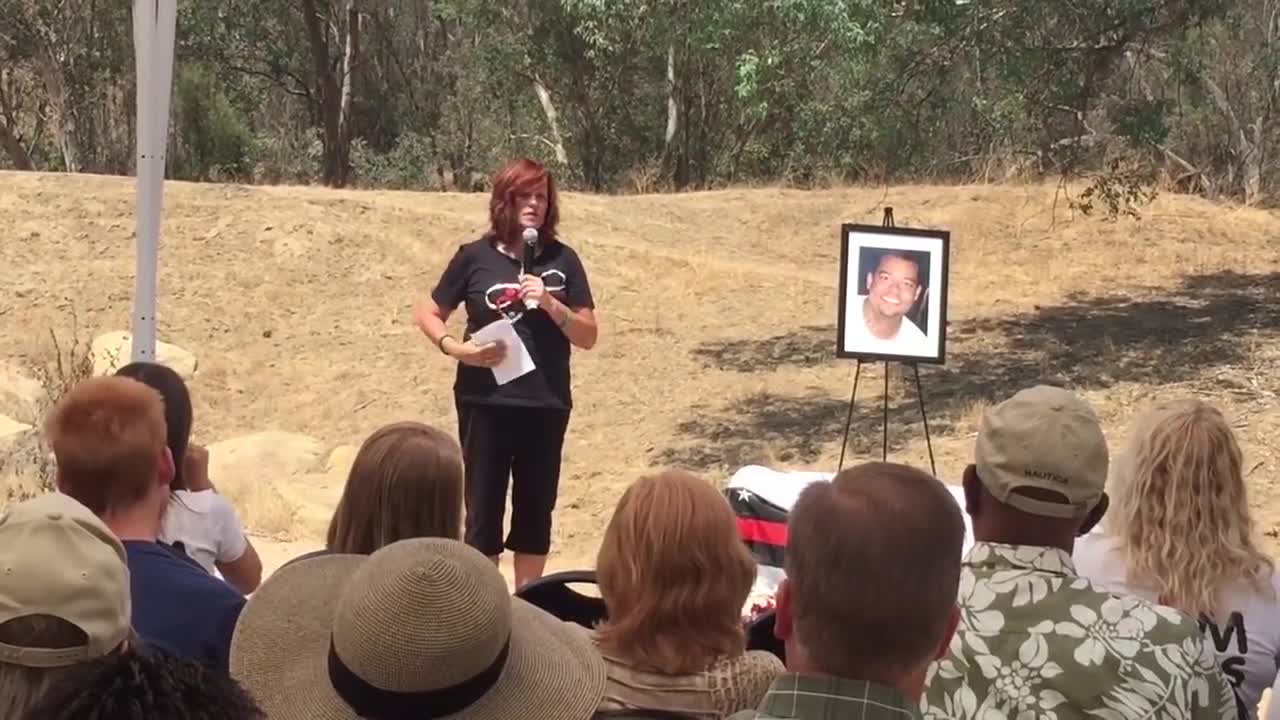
{"left": 0, "top": 414, "right": 31, "bottom": 442}
{"left": 205, "top": 431, "right": 322, "bottom": 539}
{"left": 277, "top": 472, "right": 346, "bottom": 540}
{"left": 207, "top": 431, "right": 324, "bottom": 485}
{"left": 0, "top": 361, "right": 44, "bottom": 422}
{"left": 91, "top": 331, "right": 197, "bottom": 378}
{"left": 325, "top": 444, "right": 359, "bottom": 478}
{"left": 0, "top": 414, "right": 35, "bottom": 465}
{"left": 0, "top": 415, "right": 47, "bottom": 503}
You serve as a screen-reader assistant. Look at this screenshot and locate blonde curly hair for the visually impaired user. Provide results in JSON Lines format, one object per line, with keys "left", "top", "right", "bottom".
{"left": 1105, "top": 399, "right": 1273, "bottom": 620}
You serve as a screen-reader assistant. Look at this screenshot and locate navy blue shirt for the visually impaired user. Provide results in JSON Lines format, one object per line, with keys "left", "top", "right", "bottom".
{"left": 432, "top": 233, "right": 594, "bottom": 409}
{"left": 123, "top": 540, "right": 245, "bottom": 672}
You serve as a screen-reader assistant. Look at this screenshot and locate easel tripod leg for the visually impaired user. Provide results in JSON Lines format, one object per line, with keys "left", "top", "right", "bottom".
{"left": 882, "top": 362, "right": 890, "bottom": 462}
{"left": 912, "top": 363, "right": 938, "bottom": 477}
{"left": 837, "top": 360, "right": 863, "bottom": 473}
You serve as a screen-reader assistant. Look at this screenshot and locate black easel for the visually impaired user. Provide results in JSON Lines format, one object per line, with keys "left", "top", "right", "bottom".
{"left": 836, "top": 207, "right": 938, "bottom": 476}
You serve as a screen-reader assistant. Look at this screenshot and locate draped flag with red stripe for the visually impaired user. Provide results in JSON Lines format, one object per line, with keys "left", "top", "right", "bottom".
{"left": 725, "top": 486, "right": 790, "bottom": 572}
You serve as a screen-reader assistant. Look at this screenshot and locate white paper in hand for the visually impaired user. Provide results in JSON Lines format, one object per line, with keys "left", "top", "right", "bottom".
{"left": 469, "top": 318, "right": 536, "bottom": 385}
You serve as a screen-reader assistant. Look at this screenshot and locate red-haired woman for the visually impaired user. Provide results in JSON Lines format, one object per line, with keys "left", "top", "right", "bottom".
{"left": 415, "top": 158, "right": 598, "bottom": 590}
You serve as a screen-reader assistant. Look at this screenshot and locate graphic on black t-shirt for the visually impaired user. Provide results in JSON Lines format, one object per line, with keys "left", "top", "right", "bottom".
{"left": 539, "top": 269, "right": 567, "bottom": 292}
{"left": 1200, "top": 611, "right": 1249, "bottom": 719}
{"left": 485, "top": 283, "right": 524, "bottom": 322}
{"left": 483, "top": 269, "right": 569, "bottom": 324}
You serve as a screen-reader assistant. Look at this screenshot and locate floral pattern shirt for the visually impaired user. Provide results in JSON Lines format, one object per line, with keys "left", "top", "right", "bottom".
{"left": 921, "top": 542, "right": 1238, "bottom": 720}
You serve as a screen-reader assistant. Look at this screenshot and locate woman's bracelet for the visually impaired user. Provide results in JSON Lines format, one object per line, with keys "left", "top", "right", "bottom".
{"left": 437, "top": 334, "right": 455, "bottom": 354}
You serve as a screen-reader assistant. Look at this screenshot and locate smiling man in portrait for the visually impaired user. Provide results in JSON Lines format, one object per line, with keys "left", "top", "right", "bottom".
{"left": 845, "top": 248, "right": 931, "bottom": 357}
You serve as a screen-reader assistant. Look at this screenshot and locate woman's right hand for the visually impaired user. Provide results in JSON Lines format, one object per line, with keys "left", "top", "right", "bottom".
{"left": 447, "top": 339, "right": 507, "bottom": 368}
{"left": 184, "top": 444, "right": 214, "bottom": 492}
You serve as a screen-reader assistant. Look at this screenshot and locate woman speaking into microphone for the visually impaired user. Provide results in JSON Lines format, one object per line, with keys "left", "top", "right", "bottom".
{"left": 415, "top": 157, "right": 598, "bottom": 589}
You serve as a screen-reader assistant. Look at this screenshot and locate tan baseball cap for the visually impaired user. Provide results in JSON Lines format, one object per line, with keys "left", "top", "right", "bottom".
{"left": 0, "top": 492, "right": 131, "bottom": 668}
{"left": 974, "top": 385, "right": 1109, "bottom": 519}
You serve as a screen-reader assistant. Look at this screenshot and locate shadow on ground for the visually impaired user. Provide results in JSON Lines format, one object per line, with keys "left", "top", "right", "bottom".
{"left": 659, "top": 271, "right": 1280, "bottom": 472}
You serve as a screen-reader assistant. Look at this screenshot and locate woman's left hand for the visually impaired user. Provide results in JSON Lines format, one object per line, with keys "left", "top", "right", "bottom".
{"left": 520, "top": 274, "right": 552, "bottom": 309}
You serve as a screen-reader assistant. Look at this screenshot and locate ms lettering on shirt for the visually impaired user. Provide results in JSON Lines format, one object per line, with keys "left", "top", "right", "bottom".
{"left": 1200, "top": 612, "right": 1249, "bottom": 718}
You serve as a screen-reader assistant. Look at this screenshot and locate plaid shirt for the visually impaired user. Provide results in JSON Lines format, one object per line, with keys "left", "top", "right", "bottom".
{"left": 728, "top": 673, "right": 921, "bottom": 720}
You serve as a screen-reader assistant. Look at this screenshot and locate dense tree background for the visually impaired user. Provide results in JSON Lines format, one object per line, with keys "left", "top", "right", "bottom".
{"left": 1, "top": 0, "right": 1276, "bottom": 204}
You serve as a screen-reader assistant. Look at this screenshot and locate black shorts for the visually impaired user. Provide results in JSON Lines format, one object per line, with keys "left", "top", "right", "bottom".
{"left": 456, "top": 400, "right": 571, "bottom": 556}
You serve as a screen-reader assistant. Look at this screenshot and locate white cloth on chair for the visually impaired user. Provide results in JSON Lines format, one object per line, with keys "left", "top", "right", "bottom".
{"left": 727, "top": 465, "right": 973, "bottom": 614}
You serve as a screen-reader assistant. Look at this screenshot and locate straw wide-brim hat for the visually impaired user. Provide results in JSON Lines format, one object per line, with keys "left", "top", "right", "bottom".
{"left": 230, "top": 538, "right": 606, "bottom": 720}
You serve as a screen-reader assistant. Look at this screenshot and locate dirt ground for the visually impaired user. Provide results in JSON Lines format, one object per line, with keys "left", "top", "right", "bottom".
{"left": 1, "top": 171, "right": 1277, "bottom": 580}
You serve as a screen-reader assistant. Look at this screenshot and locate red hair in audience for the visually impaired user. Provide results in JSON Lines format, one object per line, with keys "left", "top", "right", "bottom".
{"left": 44, "top": 376, "right": 170, "bottom": 515}
{"left": 595, "top": 470, "right": 756, "bottom": 674}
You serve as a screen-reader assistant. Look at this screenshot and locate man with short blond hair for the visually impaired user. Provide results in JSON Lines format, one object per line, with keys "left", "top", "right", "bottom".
{"left": 733, "top": 462, "right": 965, "bottom": 719}
{"left": 47, "top": 376, "right": 244, "bottom": 672}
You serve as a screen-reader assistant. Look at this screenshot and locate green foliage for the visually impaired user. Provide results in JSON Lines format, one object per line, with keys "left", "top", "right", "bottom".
{"left": 172, "top": 66, "right": 255, "bottom": 181}
{"left": 1070, "top": 157, "right": 1160, "bottom": 220}
{"left": 350, "top": 133, "right": 436, "bottom": 190}
{"left": 1110, "top": 99, "right": 1173, "bottom": 147}
{"left": 0, "top": 0, "right": 1272, "bottom": 201}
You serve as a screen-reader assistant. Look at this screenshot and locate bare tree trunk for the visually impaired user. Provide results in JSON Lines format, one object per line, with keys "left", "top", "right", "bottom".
{"left": 338, "top": 0, "right": 361, "bottom": 186}
{"left": 36, "top": 50, "right": 78, "bottom": 172}
{"left": 0, "top": 120, "right": 35, "bottom": 171}
{"left": 1203, "top": 75, "right": 1263, "bottom": 204}
{"left": 301, "top": 0, "right": 345, "bottom": 187}
{"left": 664, "top": 45, "right": 678, "bottom": 151}
{"left": 0, "top": 82, "right": 36, "bottom": 171}
{"left": 1241, "top": 120, "right": 1263, "bottom": 205}
{"left": 532, "top": 74, "right": 569, "bottom": 165}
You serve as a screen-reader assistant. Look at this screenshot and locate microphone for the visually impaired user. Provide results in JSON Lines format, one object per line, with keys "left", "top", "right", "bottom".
{"left": 522, "top": 228, "right": 540, "bottom": 310}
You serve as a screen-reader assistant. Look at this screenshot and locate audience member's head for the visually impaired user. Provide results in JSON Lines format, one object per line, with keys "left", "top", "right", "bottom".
{"left": 45, "top": 376, "right": 174, "bottom": 529}
{"left": 28, "top": 648, "right": 264, "bottom": 720}
{"left": 231, "top": 538, "right": 606, "bottom": 720}
{"left": 776, "top": 462, "right": 963, "bottom": 700}
{"left": 594, "top": 469, "right": 756, "bottom": 675}
{"left": 1107, "top": 398, "right": 1273, "bottom": 619}
{"left": 325, "top": 421, "right": 463, "bottom": 554}
{"left": 0, "top": 493, "right": 132, "bottom": 718}
{"left": 115, "top": 362, "right": 193, "bottom": 492}
{"left": 963, "top": 385, "right": 1109, "bottom": 549}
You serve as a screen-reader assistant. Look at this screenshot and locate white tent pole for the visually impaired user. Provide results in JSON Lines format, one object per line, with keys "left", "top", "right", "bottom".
{"left": 130, "top": 0, "right": 177, "bottom": 363}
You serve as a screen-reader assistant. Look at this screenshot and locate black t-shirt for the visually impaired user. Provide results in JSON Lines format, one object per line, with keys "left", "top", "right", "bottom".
{"left": 431, "top": 234, "right": 594, "bottom": 409}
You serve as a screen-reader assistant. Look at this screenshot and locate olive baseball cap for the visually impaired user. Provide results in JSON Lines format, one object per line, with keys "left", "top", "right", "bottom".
{"left": 974, "top": 385, "right": 1109, "bottom": 519}
{"left": 0, "top": 492, "right": 131, "bottom": 668}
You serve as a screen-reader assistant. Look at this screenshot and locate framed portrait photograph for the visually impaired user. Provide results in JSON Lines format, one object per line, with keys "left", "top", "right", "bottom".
{"left": 837, "top": 224, "right": 950, "bottom": 365}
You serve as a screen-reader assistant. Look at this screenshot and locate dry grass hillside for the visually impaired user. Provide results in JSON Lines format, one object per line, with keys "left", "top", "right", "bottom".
{"left": 1, "top": 170, "right": 1278, "bottom": 577}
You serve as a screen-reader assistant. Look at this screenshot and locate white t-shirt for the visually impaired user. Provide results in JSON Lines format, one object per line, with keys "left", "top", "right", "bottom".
{"left": 159, "top": 490, "right": 249, "bottom": 576}
{"left": 844, "top": 294, "right": 933, "bottom": 357}
{"left": 1075, "top": 532, "right": 1280, "bottom": 719}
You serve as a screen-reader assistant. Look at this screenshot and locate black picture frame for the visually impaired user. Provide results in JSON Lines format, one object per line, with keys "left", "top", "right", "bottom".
{"left": 836, "top": 223, "right": 951, "bottom": 365}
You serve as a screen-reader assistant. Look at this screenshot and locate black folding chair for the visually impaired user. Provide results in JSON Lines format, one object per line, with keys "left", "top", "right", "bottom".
{"left": 515, "top": 569, "right": 608, "bottom": 629}
{"left": 745, "top": 609, "right": 785, "bottom": 664}
{"left": 591, "top": 707, "right": 696, "bottom": 712}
